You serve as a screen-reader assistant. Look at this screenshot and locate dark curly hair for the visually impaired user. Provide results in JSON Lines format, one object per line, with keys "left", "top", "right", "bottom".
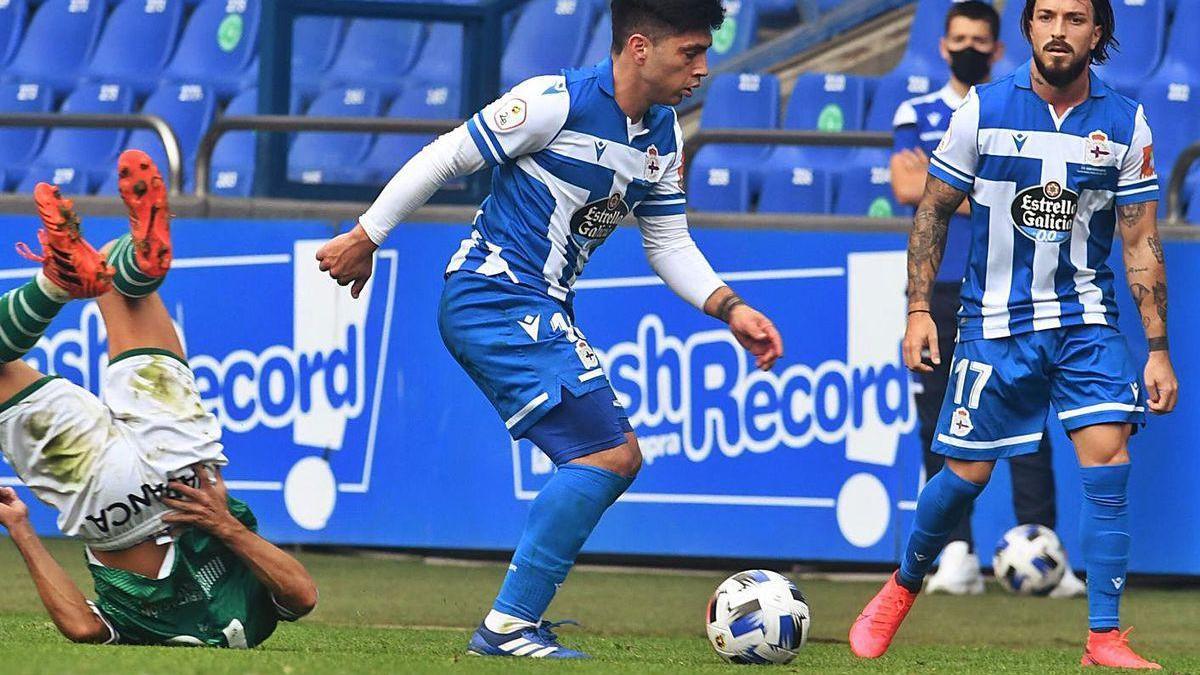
{"left": 610, "top": 0, "right": 727, "bottom": 54}
{"left": 1021, "top": 0, "right": 1120, "bottom": 64}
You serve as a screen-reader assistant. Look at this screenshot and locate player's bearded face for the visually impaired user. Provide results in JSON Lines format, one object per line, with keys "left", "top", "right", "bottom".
{"left": 1028, "top": 0, "right": 1102, "bottom": 87}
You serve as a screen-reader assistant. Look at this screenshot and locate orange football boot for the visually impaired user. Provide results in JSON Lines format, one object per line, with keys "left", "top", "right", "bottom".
{"left": 16, "top": 183, "right": 113, "bottom": 298}
{"left": 848, "top": 572, "right": 919, "bottom": 659}
{"left": 1081, "top": 628, "right": 1162, "bottom": 670}
{"left": 116, "top": 149, "right": 171, "bottom": 277}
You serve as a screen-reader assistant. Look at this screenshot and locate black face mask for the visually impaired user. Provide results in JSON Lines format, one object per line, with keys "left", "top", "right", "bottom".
{"left": 949, "top": 47, "right": 992, "bottom": 86}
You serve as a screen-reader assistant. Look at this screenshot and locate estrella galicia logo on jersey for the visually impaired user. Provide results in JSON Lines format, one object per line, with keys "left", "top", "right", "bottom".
{"left": 570, "top": 192, "right": 628, "bottom": 241}
{"left": 1011, "top": 181, "right": 1078, "bottom": 243}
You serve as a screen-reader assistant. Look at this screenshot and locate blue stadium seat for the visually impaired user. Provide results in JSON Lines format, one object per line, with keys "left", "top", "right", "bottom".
{"left": 785, "top": 72, "right": 868, "bottom": 131}
{"left": 5, "top": 0, "right": 107, "bottom": 94}
{"left": 291, "top": 16, "right": 345, "bottom": 100}
{"left": 95, "top": 83, "right": 215, "bottom": 195}
{"left": 758, "top": 165, "right": 833, "bottom": 214}
{"left": 865, "top": 65, "right": 944, "bottom": 131}
{"left": 1092, "top": 0, "right": 1166, "bottom": 98}
{"left": 687, "top": 165, "right": 751, "bottom": 212}
{"left": 756, "top": 0, "right": 801, "bottom": 26}
{"left": 1186, "top": 178, "right": 1200, "bottom": 225}
{"left": 579, "top": 10, "right": 611, "bottom": 68}
{"left": 84, "top": 0, "right": 185, "bottom": 98}
{"left": 354, "top": 84, "right": 461, "bottom": 184}
{"left": 833, "top": 150, "right": 903, "bottom": 217}
{"left": 0, "top": 82, "right": 53, "bottom": 190}
{"left": 400, "top": 21, "right": 464, "bottom": 99}
{"left": 992, "top": 0, "right": 1027, "bottom": 77}
{"left": 323, "top": 18, "right": 425, "bottom": 97}
{"left": 210, "top": 87, "right": 257, "bottom": 196}
{"left": 0, "top": 0, "right": 27, "bottom": 69}
{"left": 501, "top": 0, "right": 597, "bottom": 90}
{"left": 708, "top": 0, "right": 760, "bottom": 70}
{"left": 18, "top": 83, "right": 134, "bottom": 194}
{"left": 164, "top": 0, "right": 260, "bottom": 99}
{"left": 288, "top": 87, "right": 384, "bottom": 185}
{"left": 1161, "top": 0, "right": 1200, "bottom": 66}
{"left": 690, "top": 72, "right": 780, "bottom": 199}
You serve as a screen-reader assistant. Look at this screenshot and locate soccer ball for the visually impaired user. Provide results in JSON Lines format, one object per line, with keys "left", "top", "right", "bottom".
{"left": 705, "top": 569, "right": 810, "bottom": 665}
{"left": 992, "top": 524, "right": 1067, "bottom": 595}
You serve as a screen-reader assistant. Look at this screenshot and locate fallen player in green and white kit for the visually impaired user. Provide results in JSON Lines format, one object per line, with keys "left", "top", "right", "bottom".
{"left": 0, "top": 151, "right": 318, "bottom": 647}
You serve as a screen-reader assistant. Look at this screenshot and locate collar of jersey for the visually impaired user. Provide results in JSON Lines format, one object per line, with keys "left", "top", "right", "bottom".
{"left": 1013, "top": 58, "right": 1107, "bottom": 98}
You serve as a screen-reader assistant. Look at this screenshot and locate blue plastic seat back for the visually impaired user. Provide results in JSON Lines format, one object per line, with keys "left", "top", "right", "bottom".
{"left": 501, "top": 0, "right": 596, "bottom": 90}
{"left": 0, "top": 82, "right": 53, "bottom": 172}
{"left": 834, "top": 150, "right": 903, "bottom": 217}
{"left": 7, "top": 0, "right": 107, "bottom": 93}
{"left": 323, "top": 18, "right": 425, "bottom": 95}
{"left": 707, "top": 0, "right": 759, "bottom": 70}
{"left": 84, "top": 0, "right": 184, "bottom": 97}
{"left": 1091, "top": 0, "right": 1166, "bottom": 97}
{"left": 758, "top": 164, "right": 833, "bottom": 214}
{"left": 288, "top": 86, "right": 384, "bottom": 183}
{"left": 117, "top": 82, "right": 215, "bottom": 192}
{"left": 579, "top": 9, "right": 610, "bottom": 68}
{"left": 291, "top": 16, "right": 345, "bottom": 97}
{"left": 164, "top": 0, "right": 260, "bottom": 98}
{"left": 693, "top": 72, "right": 780, "bottom": 193}
{"left": 0, "top": 0, "right": 27, "bottom": 68}
{"left": 686, "top": 165, "right": 751, "bottom": 212}
{"left": 210, "top": 86, "right": 257, "bottom": 196}
{"left": 785, "top": 72, "right": 868, "bottom": 131}
{"left": 359, "top": 84, "right": 461, "bottom": 183}
{"left": 403, "top": 21, "right": 464, "bottom": 94}
{"left": 18, "top": 82, "right": 133, "bottom": 193}
{"left": 865, "top": 66, "right": 944, "bottom": 131}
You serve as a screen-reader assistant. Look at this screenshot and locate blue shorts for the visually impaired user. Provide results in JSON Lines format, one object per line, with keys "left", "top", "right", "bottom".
{"left": 438, "top": 271, "right": 630, "bottom": 461}
{"left": 932, "top": 325, "right": 1145, "bottom": 461}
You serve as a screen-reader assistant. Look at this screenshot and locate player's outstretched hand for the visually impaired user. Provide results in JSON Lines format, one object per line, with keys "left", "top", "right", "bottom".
{"left": 728, "top": 306, "right": 783, "bottom": 371}
{"left": 903, "top": 311, "right": 940, "bottom": 373}
{"left": 1144, "top": 352, "right": 1178, "bottom": 414}
{"left": 0, "top": 487, "right": 30, "bottom": 531}
{"left": 162, "top": 465, "right": 243, "bottom": 539}
{"left": 316, "top": 221, "right": 378, "bottom": 299}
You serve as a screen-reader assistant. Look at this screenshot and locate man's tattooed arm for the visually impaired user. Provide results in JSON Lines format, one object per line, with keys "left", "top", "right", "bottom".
{"left": 907, "top": 175, "right": 966, "bottom": 309}
{"left": 1119, "top": 201, "right": 1169, "bottom": 351}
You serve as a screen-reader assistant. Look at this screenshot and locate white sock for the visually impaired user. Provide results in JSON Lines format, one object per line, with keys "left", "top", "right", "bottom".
{"left": 34, "top": 270, "right": 70, "bottom": 303}
{"left": 484, "top": 609, "right": 537, "bottom": 634}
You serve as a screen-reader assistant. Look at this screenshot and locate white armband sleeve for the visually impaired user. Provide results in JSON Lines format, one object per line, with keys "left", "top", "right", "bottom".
{"left": 357, "top": 125, "right": 486, "bottom": 245}
{"left": 639, "top": 213, "right": 725, "bottom": 310}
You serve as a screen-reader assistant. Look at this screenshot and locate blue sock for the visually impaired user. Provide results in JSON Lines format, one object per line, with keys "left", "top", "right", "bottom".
{"left": 493, "top": 464, "right": 633, "bottom": 624}
{"left": 1080, "top": 463, "right": 1130, "bottom": 631}
{"left": 898, "top": 468, "right": 986, "bottom": 589}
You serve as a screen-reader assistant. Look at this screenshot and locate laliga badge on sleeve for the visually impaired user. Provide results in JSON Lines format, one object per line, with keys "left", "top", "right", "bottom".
{"left": 494, "top": 98, "right": 527, "bottom": 132}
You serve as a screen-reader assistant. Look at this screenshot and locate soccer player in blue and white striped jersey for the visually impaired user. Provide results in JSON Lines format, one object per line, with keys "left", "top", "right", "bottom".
{"left": 316, "top": 0, "right": 783, "bottom": 659}
{"left": 852, "top": 1, "right": 1176, "bottom": 669}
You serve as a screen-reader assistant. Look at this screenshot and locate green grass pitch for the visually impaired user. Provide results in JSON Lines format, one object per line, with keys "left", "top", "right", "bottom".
{"left": 0, "top": 539, "right": 1197, "bottom": 673}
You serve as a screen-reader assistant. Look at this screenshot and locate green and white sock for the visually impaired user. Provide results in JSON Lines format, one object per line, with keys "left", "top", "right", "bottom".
{"left": 0, "top": 272, "right": 67, "bottom": 363}
{"left": 108, "top": 233, "right": 164, "bottom": 298}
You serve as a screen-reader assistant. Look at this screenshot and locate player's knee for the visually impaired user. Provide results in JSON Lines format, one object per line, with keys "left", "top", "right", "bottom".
{"left": 581, "top": 437, "right": 642, "bottom": 478}
{"left": 618, "top": 436, "right": 643, "bottom": 478}
{"left": 945, "top": 458, "right": 994, "bottom": 486}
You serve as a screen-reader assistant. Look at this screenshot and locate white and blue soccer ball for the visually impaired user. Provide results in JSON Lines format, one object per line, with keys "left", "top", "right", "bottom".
{"left": 992, "top": 524, "right": 1068, "bottom": 595}
{"left": 705, "top": 569, "right": 810, "bottom": 665}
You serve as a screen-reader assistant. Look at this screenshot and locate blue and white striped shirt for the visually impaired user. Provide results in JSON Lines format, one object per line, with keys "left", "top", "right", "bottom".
{"left": 929, "top": 61, "right": 1159, "bottom": 341}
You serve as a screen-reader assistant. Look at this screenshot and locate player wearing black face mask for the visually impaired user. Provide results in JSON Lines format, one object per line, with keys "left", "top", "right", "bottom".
{"left": 889, "top": 0, "right": 1087, "bottom": 602}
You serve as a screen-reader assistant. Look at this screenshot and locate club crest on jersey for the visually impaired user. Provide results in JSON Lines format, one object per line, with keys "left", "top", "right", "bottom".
{"left": 645, "top": 145, "right": 664, "bottom": 182}
{"left": 570, "top": 192, "right": 628, "bottom": 242}
{"left": 1011, "top": 180, "right": 1078, "bottom": 244}
{"left": 494, "top": 98, "right": 527, "bottom": 131}
{"left": 1084, "top": 130, "right": 1114, "bottom": 166}
{"left": 950, "top": 406, "right": 974, "bottom": 437}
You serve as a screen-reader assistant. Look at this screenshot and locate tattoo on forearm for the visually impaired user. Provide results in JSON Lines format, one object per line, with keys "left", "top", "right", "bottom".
{"left": 1147, "top": 235, "right": 1165, "bottom": 263}
{"left": 1127, "top": 266, "right": 1148, "bottom": 275}
{"left": 1117, "top": 202, "right": 1147, "bottom": 229}
{"left": 907, "top": 175, "right": 963, "bottom": 306}
{"left": 1148, "top": 336, "right": 1169, "bottom": 351}
{"left": 1153, "top": 281, "right": 1167, "bottom": 323}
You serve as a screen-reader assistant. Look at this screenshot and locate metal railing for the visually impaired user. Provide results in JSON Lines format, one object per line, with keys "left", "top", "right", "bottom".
{"left": 193, "top": 115, "right": 462, "bottom": 198}
{"left": 0, "top": 113, "right": 184, "bottom": 194}
{"left": 1166, "top": 142, "right": 1200, "bottom": 223}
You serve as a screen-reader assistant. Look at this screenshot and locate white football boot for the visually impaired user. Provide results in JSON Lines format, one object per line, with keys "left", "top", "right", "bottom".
{"left": 924, "top": 540, "right": 985, "bottom": 595}
{"left": 1049, "top": 559, "right": 1088, "bottom": 598}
